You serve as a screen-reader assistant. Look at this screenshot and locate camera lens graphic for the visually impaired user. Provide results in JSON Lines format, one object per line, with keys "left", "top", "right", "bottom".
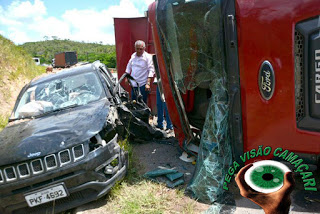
{"left": 244, "top": 160, "right": 291, "bottom": 193}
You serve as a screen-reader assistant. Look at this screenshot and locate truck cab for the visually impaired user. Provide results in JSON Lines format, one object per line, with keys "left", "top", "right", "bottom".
{"left": 113, "top": 0, "right": 320, "bottom": 204}
{"left": 148, "top": 0, "right": 320, "bottom": 166}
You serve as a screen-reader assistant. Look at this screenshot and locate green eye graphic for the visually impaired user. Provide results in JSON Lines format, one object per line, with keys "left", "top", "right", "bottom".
{"left": 244, "top": 160, "right": 290, "bottom": 193}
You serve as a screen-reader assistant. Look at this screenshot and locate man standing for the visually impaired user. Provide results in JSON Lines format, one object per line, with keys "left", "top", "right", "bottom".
{"left": 154, "top": 77, "right": 173, "bottom": 130}
{"left": 125, "top": 40, "right": 154, "bottom": 103}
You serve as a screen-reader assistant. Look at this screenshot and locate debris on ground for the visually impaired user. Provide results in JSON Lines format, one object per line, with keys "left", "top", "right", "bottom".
{"left": 179, "top": 151, "right": 196, "bottom": 163}
{"left": 144, "top": 168, "right": 177, "bottom": 177}
{"left": 166, "top": 172, "right": 184, "bottom": 181}
{"left": 144, "top": 167, "right": 185, "bottom": 188}
{"left": 45, "top": 65, "right": 53, "bottom": 73}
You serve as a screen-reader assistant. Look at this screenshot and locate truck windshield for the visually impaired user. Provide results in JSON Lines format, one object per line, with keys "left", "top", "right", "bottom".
{"left": 157, "top": 0, "right": 233, "bottom": 206}
{"left": 12, "top": 72, "right": 104, "bottom": 119}
{"left": 156, "top": 0, "right": 225, "bottom": 93}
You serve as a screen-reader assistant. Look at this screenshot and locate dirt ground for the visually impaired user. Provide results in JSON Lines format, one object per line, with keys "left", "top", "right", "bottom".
{"left": 73, "top": 115, "right": 213, "bottom": 213}
{"left": 0, "top": 76, "right": 29, "bottom": 116}
{"left": 132, "top": 140, "right": 195, "bottom": 183}
{"left": 73, "top": 127, "right": 211, "bottom": 213}
{"left": 74, "top": 138, "right": 211, "bottom": 213}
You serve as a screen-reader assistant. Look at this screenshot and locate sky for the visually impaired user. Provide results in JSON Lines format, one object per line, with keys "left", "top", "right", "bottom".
{"left": 0, "top": 0, "right": 154, "bottom": 45}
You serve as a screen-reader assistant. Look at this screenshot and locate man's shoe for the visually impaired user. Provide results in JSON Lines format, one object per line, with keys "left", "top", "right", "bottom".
{"left": 166, "top": 126, "right": 173, "bottom": 131}
{"left": 156, "top": 125, "right": 164, "bottom": 130}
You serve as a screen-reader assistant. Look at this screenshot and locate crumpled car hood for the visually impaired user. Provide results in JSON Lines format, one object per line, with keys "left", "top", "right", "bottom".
{"left": 0, "top": 99, "right": 110, "bottom": 165}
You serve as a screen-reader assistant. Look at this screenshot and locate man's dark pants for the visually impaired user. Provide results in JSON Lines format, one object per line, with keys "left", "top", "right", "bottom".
{"left": 131, "top": 84, "right": 148, "bottom": 103}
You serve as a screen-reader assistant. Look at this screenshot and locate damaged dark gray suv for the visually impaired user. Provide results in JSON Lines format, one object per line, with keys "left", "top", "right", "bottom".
{"left": 0, "top": 61, "right": 133, "bottom": 213}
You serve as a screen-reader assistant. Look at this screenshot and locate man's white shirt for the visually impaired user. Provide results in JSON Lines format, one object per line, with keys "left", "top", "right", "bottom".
{"left": 125, "top": 52, "right": 155, "bottom": 87}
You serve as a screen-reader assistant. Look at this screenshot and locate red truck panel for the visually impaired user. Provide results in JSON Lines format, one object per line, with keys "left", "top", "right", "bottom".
{"left": 114, "top": 17, "right": 157, "bottom": 114}
{"left": 236, "top": 0, "right": 320, "bottom": 156}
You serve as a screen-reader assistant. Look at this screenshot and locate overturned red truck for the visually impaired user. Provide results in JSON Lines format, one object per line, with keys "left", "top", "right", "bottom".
{"left": 115, "top": 0, "right": 320, "bottom": 203}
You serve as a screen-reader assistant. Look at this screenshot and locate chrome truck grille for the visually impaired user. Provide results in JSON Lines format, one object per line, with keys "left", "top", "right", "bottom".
{"left": 295, "top": 16, "right": 320, "bottom": 132}
{"left": 0, "top": 144, "right": 85, "bottom": 184}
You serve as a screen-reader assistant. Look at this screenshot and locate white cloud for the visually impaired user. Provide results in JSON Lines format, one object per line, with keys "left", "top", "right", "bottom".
{"left": 0, "top": 0, "right": 150, "bottom": 44}
{"left": 6, "top": 0, "right": 46, "bottom": 21}
{"left": 60, "top": 0, "right": 143, "bottom": 44}
{"left": 0, "top": 4, "right": 21, "bottom": 26}
{"left": 29, "top": 17, "right": 71, "bottom": 40}
{"left": 105, "top": 0, "right": 143, "bottom": 18}
{"left": 0, "top": 16, "right": 21, "bottom": 26}
{"left": 0, "top": 0, "right": 47, "bottom": 43}
{"left": 7, "top": 28, "right": 32, "bottom": 44}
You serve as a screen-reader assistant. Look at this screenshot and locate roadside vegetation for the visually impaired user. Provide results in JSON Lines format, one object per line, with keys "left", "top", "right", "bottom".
{"left": 105, "top": 180, "right": 196, "bottom": 214}
{"left": 80, "top": 138, "right": 204, "bottom": 214}
{"left": 0, "top": 35, "right": 45, "bottom": 81}
{"left": 0, "top": 115, "right": 8, "bottom": 131}
{"left": 20, "top": 37, "right": 116, "bottom": 68}
{"left": 0, "top": 35, "right": 46, "bottom": 130}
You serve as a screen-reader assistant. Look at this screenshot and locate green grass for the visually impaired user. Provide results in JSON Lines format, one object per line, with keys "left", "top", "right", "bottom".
{"left": 101, "top": 138, "right": 202, "bottom": 214}
{"left": 0, "top": 35, "right": 46, "bottom": 81}
{"left": 0, "top": 35, "right": 46, "bottom": 123}
{"left": 8, "top": 61, "right": 45, "bottom": 81}
{"left": 0, "top": 114, "right": 9, "bottom": 131}
{"left": 105, "top": 180, "right": 194, "bottom": 214}
{"left": 115, "top": 138, "right": 139, "bottom": 184}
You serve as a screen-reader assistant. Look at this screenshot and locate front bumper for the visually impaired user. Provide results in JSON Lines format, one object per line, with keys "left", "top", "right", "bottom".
{"left": 0, "top": 135, "right": 128, "bottom": 214}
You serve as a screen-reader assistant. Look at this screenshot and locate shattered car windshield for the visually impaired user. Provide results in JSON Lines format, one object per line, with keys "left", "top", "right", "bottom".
{"left": 13, "top": 72, "right": 104, "bottom": 119}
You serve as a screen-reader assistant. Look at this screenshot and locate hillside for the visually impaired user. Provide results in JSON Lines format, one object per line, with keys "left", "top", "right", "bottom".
{"left": 0, "top": 35, "right": 45, "bottom": 130}
{"left": 21, "top": 39, "right": 116, "bottom": 67}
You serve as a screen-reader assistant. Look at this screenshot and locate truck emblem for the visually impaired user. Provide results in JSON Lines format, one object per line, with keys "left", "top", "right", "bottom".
{"left": 27, "top": 152, "right": 41, "bottom": 158}
{"left": 259, "top": 61, "right": 275, "bottom": 100}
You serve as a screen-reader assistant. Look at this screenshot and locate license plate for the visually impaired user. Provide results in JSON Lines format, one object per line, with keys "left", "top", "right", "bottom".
{"left": 25, "top": 183, "right": 68, "bottom": 207}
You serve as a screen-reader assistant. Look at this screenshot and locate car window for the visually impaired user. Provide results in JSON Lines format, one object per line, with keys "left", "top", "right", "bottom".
{"left": 13, "top": 72, "right": 104, "bottom": 119}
